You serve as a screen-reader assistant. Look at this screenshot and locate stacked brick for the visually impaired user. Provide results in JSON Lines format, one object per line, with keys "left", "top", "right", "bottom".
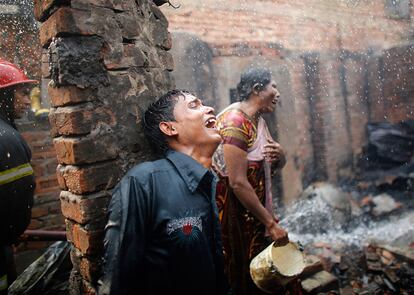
{"left": 34, "top": 0, "right": 174, "bottom": 293}
{"left": 161, "top": 0, "right": 413, "bottom": 53}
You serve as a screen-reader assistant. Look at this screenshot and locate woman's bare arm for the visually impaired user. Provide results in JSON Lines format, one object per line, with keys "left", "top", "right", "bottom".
{"left": 223, "top": 144, "right": 288, "bottom": 243}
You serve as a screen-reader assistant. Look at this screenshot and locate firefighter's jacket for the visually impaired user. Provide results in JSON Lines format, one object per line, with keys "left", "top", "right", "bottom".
{"left": 0, "top": 117, "right": 34, "bottom": 245}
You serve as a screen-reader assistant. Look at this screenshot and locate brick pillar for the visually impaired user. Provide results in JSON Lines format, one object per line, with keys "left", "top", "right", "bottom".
{"left": 34, "top": 0, "right": 174, "bottom": 293}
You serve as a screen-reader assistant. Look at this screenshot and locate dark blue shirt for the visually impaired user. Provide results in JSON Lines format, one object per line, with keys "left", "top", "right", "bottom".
{"left": 99, "top": 150, "right": 227, "bottom": 295}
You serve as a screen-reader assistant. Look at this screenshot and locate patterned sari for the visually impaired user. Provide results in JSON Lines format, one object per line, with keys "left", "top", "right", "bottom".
{"left": 213, "top": 107, "right": 270, "bottom": 295}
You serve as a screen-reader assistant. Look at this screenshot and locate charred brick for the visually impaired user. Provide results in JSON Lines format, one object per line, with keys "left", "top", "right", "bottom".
{"left": 49, "top": 36, "right": 108, "bottom": 88}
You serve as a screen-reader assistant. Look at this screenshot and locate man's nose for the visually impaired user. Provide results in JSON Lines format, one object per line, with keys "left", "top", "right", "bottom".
{"left": 23, "top": 95, "right": 31, "bottom": 106}
{"left": 203, "top": 105, "right": 215, "bottom": 114}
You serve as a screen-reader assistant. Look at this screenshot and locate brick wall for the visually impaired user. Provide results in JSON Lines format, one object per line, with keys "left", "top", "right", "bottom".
{"left": 368, "top": 45, "right": 414, "bottom": 123}
{"left": 35, "top": 0, "right": 174, "bottom": 293}
{"left": 161, "top": 0, "right": 413, "bottom": 53}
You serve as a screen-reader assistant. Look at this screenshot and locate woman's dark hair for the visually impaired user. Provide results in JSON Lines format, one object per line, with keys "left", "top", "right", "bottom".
{"left": 0, "top": 86, "right": 16, "bottom": 128}
{"left": 143, "top": 89, "right": 192, "bottom": 155}
{"left": 236, "top": 68, "right": 272, "bottom": 101}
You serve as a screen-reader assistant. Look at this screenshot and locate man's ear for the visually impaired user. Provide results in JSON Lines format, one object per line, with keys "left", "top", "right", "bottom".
{"left": 159, "top": 121, "right": 178, "bottom": 137}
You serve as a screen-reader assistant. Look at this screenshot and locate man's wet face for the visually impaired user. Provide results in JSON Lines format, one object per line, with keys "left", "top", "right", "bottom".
{"left": 171, "top": 93, "right": 222, "bottom": 148}
{"left": 13, "top": 84, "right": 32, "bottom": 119}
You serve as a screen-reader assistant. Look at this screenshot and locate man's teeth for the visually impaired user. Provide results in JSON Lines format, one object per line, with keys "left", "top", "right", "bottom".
{"left": 205, "top": 118, "right": 216, "bottom": 128}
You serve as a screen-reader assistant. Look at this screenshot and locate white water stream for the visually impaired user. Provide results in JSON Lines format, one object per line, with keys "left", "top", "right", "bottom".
{"left": 279, "top": 198, "right": 414, "bottom": 249}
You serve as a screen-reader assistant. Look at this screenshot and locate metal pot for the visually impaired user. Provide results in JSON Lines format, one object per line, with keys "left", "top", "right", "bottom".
{"left": 250, "top": 241, "right": 306, "bottom": 293}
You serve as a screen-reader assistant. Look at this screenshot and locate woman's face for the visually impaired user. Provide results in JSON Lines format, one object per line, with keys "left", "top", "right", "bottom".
{"left": 259, "top": 80, "right": 280, "bottom": 113}
{"left": 13, "top": 84, "right": 32, "bottom": 118}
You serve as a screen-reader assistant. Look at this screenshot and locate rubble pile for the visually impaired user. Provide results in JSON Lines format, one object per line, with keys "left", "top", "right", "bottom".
{"left": 281, "top": 121, "right": 414, "bottom": 294}
{"left": 330, "top": 244, "right": 414, "bottom": 294}
{"left": 298, "top": 240, "right": 414, "bottom": 294}
{"left": 295, "top": 178, "right": 414, "bottom": 294}
{"left": 299, "top": 254, "right": 339, "bottom": 294}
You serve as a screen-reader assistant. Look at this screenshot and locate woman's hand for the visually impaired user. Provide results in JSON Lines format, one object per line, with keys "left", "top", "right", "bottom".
{"left": 266, "top": 220, "right": 289, "bottom": 246}
{"left": 263, "top": 139, "right": 286, "bottom": 168}
{"left": 224, "top": 144, "right": 286, "bottom": 236}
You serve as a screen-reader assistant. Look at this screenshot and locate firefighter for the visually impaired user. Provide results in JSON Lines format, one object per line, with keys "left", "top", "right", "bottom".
{"left": 0, "top": 59, "right": 37, "bottom": 293}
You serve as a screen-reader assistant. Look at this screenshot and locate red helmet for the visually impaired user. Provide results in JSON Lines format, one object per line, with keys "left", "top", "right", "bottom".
{"left": 0, "top": 59, "right": 37, "bottom": 89}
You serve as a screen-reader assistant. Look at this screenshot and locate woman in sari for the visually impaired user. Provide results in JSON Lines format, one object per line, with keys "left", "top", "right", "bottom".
{"left": 213, "top": 68, "right": 289, "bottom": 295}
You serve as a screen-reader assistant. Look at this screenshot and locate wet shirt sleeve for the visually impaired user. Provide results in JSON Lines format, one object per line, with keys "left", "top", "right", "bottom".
{"left": 217, "top": 110, "right": 255, "bottom": 152}
{"left": 98, "top": 176, "right": 150, "bottom": 295}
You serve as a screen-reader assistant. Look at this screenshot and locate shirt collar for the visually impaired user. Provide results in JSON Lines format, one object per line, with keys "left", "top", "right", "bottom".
{"left": 166, "top": 150, "right": 212, "bottom": 193}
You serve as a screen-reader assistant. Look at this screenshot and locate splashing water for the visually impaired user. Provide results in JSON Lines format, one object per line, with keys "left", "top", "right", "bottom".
{"left": 279, "top": 197, "right": 414, "bottom": 249}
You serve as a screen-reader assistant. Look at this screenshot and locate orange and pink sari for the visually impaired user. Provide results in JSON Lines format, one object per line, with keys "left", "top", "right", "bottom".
{"left": 213, "top": 108, "right": 274, "bottom": 295}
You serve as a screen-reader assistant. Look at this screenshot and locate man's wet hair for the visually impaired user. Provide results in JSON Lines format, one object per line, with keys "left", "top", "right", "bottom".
{"left": 237, "top": 68, "right": 272, "bottom": 101}
{"left": 143, "top": 89, "right": 192, "bottom": 155}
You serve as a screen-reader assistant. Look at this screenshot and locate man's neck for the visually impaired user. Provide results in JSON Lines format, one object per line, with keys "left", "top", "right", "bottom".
{"left": 169, "top": 145, "right": 215, "bottom": 169}
{"left": 192, "top": 154, "right": 212, "bottom": 169}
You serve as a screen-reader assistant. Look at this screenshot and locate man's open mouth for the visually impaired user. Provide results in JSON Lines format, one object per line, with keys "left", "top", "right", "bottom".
{"left": 205, "top": 117, "right": 217, "bottom": 129}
